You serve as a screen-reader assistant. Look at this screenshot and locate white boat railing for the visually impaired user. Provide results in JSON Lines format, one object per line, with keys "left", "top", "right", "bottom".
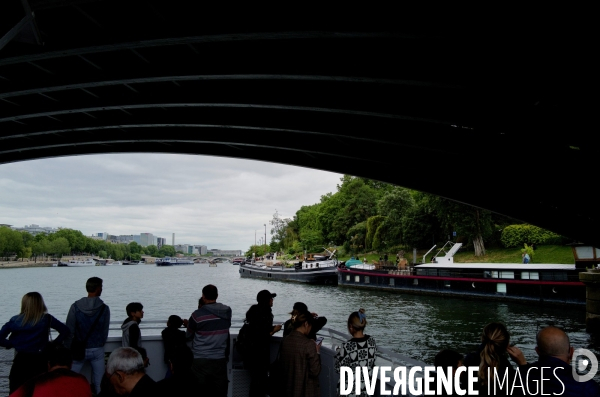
{"left": 1, "top": 319, "right": 427, "bottom": 397}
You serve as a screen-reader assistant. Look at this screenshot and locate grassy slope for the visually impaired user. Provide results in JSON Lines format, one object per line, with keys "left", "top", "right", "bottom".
{"left": 340, "top": 245, "right": 575, "bottom": 264}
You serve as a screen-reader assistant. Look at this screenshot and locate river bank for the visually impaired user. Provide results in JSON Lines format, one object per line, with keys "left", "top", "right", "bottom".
{"left": 0, "top": 260, "right": 53, "bottom": 268}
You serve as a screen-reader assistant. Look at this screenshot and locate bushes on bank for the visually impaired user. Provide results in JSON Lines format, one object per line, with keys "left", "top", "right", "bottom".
{"left": 501, "top": 224, "right": 565, "bottom": 248}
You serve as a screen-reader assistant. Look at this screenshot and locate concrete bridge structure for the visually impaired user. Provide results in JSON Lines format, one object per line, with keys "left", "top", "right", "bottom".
{"left": 1, "top": 2, "right": 597, "bottom": 245}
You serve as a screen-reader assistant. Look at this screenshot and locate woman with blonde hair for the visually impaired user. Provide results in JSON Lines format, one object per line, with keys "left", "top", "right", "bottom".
{"left": 0, "top": 292, "right": 70, "bottom": 393}
{"left": 279, "top": 310, "right": 321, "bottom": 397}
{"left": 334, "top": 308, "right": 377, "bottom": 397}
{"left": 463, "top": 322, "right": 526, "bottom": 396}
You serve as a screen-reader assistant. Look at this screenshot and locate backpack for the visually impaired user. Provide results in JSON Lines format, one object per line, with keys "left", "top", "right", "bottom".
{"left": 235, "top": 323, "right": 250, "bottom": 359}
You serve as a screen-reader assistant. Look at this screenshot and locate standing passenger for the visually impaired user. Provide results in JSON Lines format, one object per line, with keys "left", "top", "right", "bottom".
{"left": 186, "top": 284, "right": 232, "bottom": 397}
{"left": 245, "top": 290, "right": 282, "bottom": 397}
{"left": 334, "top": 308, "right": 377, "bottom": 397}
{"left": 122, "top": 302, "right": 144, "bottom": 349}
{"left": 0, "top": 292, "right": 70, "bottom": 394}
{"left": 279, "top": 311, "right": 321, "bottom": 397}
{"left": 65, "top": 276, "right": 110, "bottom": 395}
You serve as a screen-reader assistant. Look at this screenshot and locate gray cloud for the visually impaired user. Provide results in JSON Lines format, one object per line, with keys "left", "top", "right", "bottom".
{"left": 0, "top": 154, "right": 342, "bottom": 251}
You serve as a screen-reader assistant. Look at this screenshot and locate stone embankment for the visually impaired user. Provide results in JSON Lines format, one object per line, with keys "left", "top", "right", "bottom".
{"left": 0, "top": 260, "right": 54, "bottom": 269}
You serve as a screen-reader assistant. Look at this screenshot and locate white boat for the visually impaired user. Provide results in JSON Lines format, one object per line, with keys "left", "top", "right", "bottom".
{"left": 58, "top": 258, "right": 96, "bottom": 267}
{"left": 156, "top": 257, "right": 194, "bottom": 266}
{"left": 239, "top": 249, "right": 339, "bottom": 285}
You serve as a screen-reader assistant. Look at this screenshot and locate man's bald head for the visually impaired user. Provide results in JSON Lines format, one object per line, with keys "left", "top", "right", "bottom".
{"left": 536, "top": 326, "right": 572, "bottom": 362}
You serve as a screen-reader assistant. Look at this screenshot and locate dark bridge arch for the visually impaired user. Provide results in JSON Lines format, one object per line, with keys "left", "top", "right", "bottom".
{"left": 1, "top": 2, "right": 596, "bottom": 245}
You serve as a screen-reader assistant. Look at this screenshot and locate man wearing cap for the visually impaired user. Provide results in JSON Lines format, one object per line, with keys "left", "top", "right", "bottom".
{"left": 186, "top": 284, "right": 232, "bottom": 397}
{"left": 283, "top": 302, "right": 327, "bottom": 341}
{"left": 244, "top": 289, "right": 282, "bottom": 397}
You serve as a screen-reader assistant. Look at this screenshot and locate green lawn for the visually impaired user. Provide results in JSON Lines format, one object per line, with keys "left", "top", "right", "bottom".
{"left": 340, "top": 245, "right": 575, "bottom": 264}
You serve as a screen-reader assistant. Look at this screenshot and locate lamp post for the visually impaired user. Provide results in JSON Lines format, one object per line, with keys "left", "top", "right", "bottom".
{"left": 264, "top": 224, "right": 267, "bottom": 248}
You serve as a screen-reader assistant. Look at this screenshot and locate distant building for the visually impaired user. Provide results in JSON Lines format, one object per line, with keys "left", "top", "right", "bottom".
{"left": 195, "top": 245, "right": 207, "bottom": 255}
{"left": 91, "top": 232, "right": 108, "bottom": 240}
{"left": 13, "top": 224, "right": 59, "bottom": 236}
{"left": 157, "top": 237, "right": 166, "bottom": 249}
{"left": 140, "top": 233, "right": 154, "bottom": 247}
{"left": 133, "top": 235, "right": 141, "bottom": 244}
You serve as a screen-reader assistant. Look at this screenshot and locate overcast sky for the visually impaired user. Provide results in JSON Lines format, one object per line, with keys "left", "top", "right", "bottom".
{"left": 0, "top": 154, "right": 343, "bottom": 251}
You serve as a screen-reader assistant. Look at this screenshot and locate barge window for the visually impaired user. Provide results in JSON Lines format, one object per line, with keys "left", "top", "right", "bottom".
{"left": 492, "top": 271, "right": 498, "bottom": 278}
{"left": 365, "top": 276, "right": 370, "bottom": 284}
{"left": 355, "top": 276, "right": 360, "bottom": 282}
{"left": 541, "top": 272, "right": 567, "bottom": 281}
{"left": 417, "top": 269, "right": 426, "bottom": 276}
{"left": 521, "top": 271, "right": 539, "bottom": 280}
{"left": 444, "top": 281, "right": 451, "bottom": 288}
{"left": 500, "top": 271, "right": 514, "bottom": 279}
{"left": 346, "top": 275, "right": 351, "bottom": 281}
{"left": 497, "top": 283, "right": 507, "bottom": 294}
{"left": 389, "top": 278, "right": 395, "bottom": 286}
{"left": 439, "top": 270, "right": 451, "bottom": 277}
{"left": 413, "top": 279, "right": 418, "bottom": 285}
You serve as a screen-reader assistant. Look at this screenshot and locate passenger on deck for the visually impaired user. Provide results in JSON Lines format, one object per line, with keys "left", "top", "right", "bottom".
{"left": 157, "top": 345, "right": 197, "bottom": 394}
{"left": 65, "top": 276, "right": 110, "bottom": 395}
{"left": 161, "top": 315, "right": 188, "bottom": 378}
{"left": 463, "top": 322, "right": 524, "bottom": 396}
{"left": 9, "top": 347, "right": 92, "bottom": 397}
{"left": 186, "top": 284, "right": 232, "bottom": 397}
{"left": 121, "top": 302, "right": 144, "bottom": 349}
{"left": 104, "top": 347, "right": 157, "bottom": 396}
{"left": 517, "top": 326, "right": 600, "bottom": 396}
{"left": 244, "top": 289, "right": 282, "bottom": 397}
{"left": 280, "top": 310, "right": 321, "bottom": 397}
{"left": 334, "top": 308, "right": 376, "bottom": 397}
{"left": 431, "top": 349, "right": 464, "bottom": 396}
{"left": 283, "top": 302, "right": 327, "bottom": 341}
{"left": 0, "top": 292, "right": 70, "bottom": 394}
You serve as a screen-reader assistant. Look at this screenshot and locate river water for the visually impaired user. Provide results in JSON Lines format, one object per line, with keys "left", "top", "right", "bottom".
{"left": 1, "top": 263, "right": 595, "bottom": 363}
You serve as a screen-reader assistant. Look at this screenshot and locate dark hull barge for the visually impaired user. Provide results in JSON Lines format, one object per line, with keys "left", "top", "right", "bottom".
{"left": 338, "top": 243, "right": 586, "bottom": 307}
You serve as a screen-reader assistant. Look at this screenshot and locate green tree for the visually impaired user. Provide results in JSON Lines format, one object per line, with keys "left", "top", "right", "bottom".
{"left": 50, "top": 237, "right": 71, "bottom": 257}
{"left": 146, "top": 245, "right": 159, "bottom": 256}
{"left": 98, "top": 250, "right": 108, "bottom": 259}
{"left": 51, "top": 229, "right": 87, "bottom": 253}
{"left": 425, "top": 194, "right": 494, "bottom": 256}
{"left": 158, "top": 245, "right": 176, "bottom": 257}
{"left": 376, "top": 187, "right": 416, "bottom": 247}
{"left": 129, "top": 241, "right": 142, "bottom": 254}
{"left": 0, "top": 227, "right": 24, "bottom": 260}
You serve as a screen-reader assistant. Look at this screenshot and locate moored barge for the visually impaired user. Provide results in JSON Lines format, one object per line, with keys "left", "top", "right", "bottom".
{"left": 338, "top": 242, "right": 586, "bottom": 306}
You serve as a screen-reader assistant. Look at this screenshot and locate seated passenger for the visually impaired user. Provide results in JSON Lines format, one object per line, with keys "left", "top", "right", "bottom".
{"left": 519, "top": 326, "right": 600, "bottom": 396}
{"left": 9, "top": 347, "right": 92, "bottom": 397}
{"left": 463, "top": 322, "right": 524, "bottom": 396}
{"left": 334, "top": 309, "right": 377, "bottom": 397}
{"left": 431, "top": 349, "right": 464, "bottom": 396}
{"left": 283, "top": 302, "right": 327, "bottom": 341}
{"left": 105, "top": 347, "right": 156, "bottom": 396}
{"left": 157, "top": 346, "right": 197, "bottom": 394}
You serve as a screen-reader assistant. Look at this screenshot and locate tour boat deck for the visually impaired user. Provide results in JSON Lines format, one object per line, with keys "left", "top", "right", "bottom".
{"left": 0, "top": 319, "right": 426, "bottom": 396}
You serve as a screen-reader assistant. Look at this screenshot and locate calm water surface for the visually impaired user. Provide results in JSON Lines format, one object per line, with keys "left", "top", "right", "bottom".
{"left": 0, "top": 263, "right": 595, "bottom": 366}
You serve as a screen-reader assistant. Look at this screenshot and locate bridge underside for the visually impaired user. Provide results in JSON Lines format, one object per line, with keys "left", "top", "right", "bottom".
{"left": 1, "top": 2, "right": 597, "bottom": 245}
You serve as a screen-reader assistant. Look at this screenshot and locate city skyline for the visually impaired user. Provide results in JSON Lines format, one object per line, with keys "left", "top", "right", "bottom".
{"left": 0, "top": 153, "right": 343, "bottom": 251}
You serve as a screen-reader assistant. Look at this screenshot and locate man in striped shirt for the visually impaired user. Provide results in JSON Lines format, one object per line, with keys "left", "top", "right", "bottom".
{"left": 186, "top": 284, "right": 232, "bottom": 397}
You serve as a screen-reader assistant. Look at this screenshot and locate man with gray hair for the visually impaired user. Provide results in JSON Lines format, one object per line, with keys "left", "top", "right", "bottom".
{"left": 106, "top": 347, "right": 157, "bottom": 396}
{"left": 517, "top": 326, "right": 600, "bottom": 396}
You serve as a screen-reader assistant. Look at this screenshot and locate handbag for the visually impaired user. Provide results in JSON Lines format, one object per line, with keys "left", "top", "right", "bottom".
{"left": 71, "top": 304, "right": 105, "bottom": 361}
